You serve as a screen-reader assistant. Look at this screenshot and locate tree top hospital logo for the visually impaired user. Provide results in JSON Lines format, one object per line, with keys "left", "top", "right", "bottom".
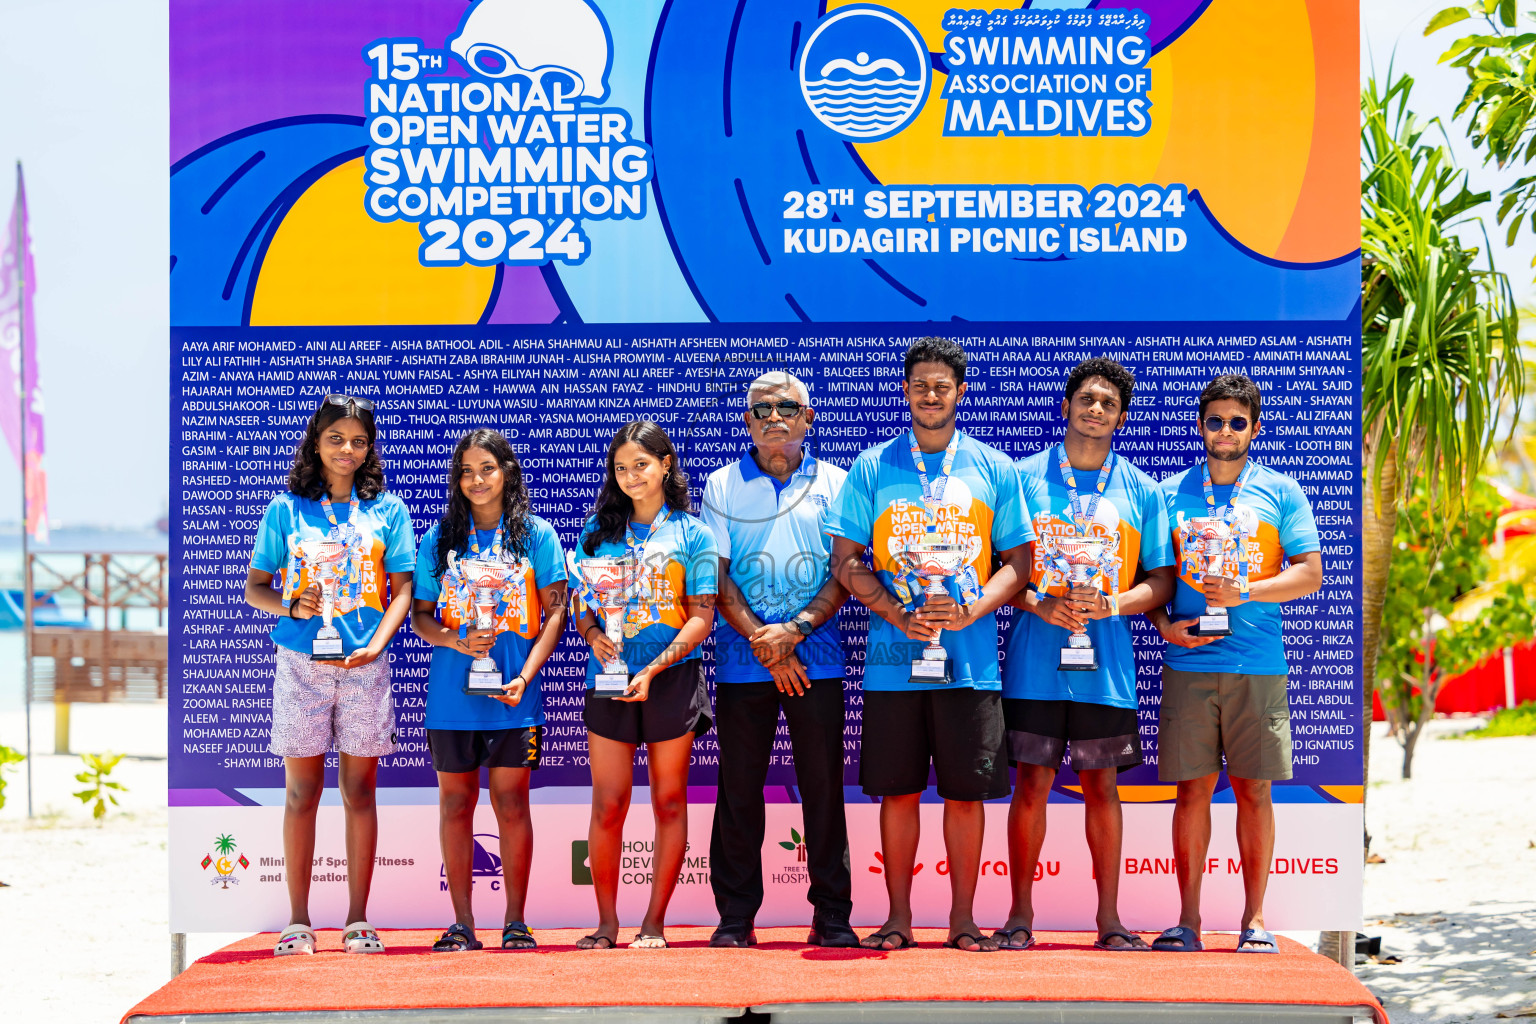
{"left": 446, "top": 0, "right": 612, "bottom": 101}
{"left": 798, "top": 5, "right": 931, "bottom": 142}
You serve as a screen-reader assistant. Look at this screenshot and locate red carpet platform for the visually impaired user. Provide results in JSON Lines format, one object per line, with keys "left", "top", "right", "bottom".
{"left": 125, "top": 927, "right": 1387, "bottom": 1023}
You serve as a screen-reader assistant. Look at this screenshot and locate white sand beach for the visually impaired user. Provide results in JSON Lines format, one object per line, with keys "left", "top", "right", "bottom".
{"left": 1, "top": 707, "right": 1531, "bottom": 1023}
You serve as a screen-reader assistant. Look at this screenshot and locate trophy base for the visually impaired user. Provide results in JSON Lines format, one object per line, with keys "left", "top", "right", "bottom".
{"left": 1059, "top": 645, "right": 1098, "bottom": 671}
{"left": 909, "top": 657, "right": 952, "bottom": 684}
{"left": 464, "top": 667, "right": 505, "bottom": 697}
{"left": 1194, "top": 613, "right": 1232, "bottom": 637}
{"left": 592, "top": 670, "right": 632, "bottom": 699}
{"left": 310, "top": 633, "right": 344, "bottom": 660}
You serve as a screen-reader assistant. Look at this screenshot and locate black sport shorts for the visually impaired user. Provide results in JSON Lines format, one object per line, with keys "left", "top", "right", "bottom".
{"left": 859, "top": 687, "right": 1009, "bottom": 802}
{"left": 583, "top": 659, "right": 712, "bottom": 745}
{"left": 1003, "top": 698, "right": 1142, "bottom": 772}
{"left": 428, "top": 726, "right": 542, "bottom": 774}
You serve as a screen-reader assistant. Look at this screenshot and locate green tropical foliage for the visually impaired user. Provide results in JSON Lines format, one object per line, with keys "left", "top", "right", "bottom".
{"left": 1462, "top": 699, "right": 1536, "bottom": 735}
{"left": 214, "top": 834, "right": 237, "bottom": 856}
{"left": 72, "top": 752, "right": 126, "bottom": 822}
{"left": 1360, "top": 71, "right": 1525, "bottom": 791}
{"left": 1378, "top": 476, "right": 1536, "bottom": 776}
{"left": 0, "top": 744, "right": 24, "bottom": 811}
{"left": 1430, "top": 2, "right": 1536, "bottom": 250}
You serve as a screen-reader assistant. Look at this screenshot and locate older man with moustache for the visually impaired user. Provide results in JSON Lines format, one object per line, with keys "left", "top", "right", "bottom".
{"left": 700, "top": 371, "right": 856, "bottom": 949}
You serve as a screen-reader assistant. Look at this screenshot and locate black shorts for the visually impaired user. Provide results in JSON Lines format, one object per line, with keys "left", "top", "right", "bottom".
{"left": 859, "top": 687, "right": 1009, "bottom": 802}
{"left": 584, "top": 659, "right": 712, "bottom": 745}
{"left": 428, "top": 726, "right": 542, "bottom": 774}
{"left": 1003, "top": 698, "right": 1142, "bottom": 772}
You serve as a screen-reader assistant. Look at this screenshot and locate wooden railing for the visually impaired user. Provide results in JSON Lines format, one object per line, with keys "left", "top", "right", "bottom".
{"left": 25, "top": 552, "right": 169, "bottom": 704}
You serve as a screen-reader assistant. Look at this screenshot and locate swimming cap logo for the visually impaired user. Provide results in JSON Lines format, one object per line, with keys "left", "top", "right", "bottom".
{"left": 447, "top": 0, "right": 612, "bottom": 101}
{"left": 798, "top": 5, "right": 931, "bottom": 142}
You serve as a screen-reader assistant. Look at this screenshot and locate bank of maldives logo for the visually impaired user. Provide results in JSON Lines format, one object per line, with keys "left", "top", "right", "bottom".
{"left": 799, "top": 5, "right": 931, "bottom": 142}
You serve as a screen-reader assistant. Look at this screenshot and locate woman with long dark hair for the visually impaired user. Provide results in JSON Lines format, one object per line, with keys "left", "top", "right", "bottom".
{"left": 410, "top": 429, "right": 568, "bottom": 952}
{"left": 570, "top": 420, "right": 718, "bottom": 949}
{"left": 244, "top": 394, "right": 416, "bottom": 956}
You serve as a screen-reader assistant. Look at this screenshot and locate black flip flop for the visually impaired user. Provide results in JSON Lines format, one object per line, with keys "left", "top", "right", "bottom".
{"left": 861, "top": 929, "right": 915, "bottom": 950}
{"left": 431, "top": 923, "right": 483, "bottom": 952}
{"left": 576, "top": 933, "right": 615, "bottom": 950}
{"left": 945, "top": 931, "right": 1000, "bottom": 952}
{"left": 1094, "top": 929, "right": 1151, "bottom": 951}
{"left": 993, "top": 926, "right": 1035, "bottom": 950}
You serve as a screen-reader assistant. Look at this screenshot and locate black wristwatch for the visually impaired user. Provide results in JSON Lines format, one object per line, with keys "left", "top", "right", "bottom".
{"left": 787, "top": 615, "right": 815, "bottom": 637}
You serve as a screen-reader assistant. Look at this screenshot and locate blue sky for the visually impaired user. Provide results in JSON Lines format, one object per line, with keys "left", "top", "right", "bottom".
{"left": 0, "top": 1, "right": 1523, "bottom": 527}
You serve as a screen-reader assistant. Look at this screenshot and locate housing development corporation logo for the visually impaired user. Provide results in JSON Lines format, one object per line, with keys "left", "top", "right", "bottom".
{"left": 798, "top": 5, "right": 931, "bottom": 142}
{"left": 362, "top": 0, "right": 654, "bottom": 269}
{"left": 201, "top": 833, "right": 249, "bottom": 889}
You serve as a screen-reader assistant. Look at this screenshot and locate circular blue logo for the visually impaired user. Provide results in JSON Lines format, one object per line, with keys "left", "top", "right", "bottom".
{"left": 798, "top": 5, "right": 931, "bottom": 143}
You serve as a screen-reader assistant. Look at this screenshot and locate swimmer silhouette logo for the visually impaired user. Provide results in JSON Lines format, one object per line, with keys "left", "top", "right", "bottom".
{"left": 798, "top": 5, "right": 931, "bottom": 142}
{"left": 363, "top": 0, "right": 653, "bottom": 269}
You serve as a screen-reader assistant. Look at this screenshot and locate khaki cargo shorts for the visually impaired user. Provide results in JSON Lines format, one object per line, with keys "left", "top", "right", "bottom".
{"left": 1157, "top": 666, "right": 1292, "bottom": 782}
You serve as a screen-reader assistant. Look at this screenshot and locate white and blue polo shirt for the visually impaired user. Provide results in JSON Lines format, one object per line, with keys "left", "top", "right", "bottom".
{"left": 700, "top": 447, "right": 848, "bottom": 684}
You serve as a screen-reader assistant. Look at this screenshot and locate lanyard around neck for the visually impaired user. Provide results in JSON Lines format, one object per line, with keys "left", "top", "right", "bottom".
{"left": 908, "top": 430, "right": 960, "bottom": 526}
{"left": 1057, "top": 444, "right": 1114, "bottom": 536}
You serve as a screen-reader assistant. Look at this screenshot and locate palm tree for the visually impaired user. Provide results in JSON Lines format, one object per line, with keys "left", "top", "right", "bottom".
{"left": 214, "top": 834, "right": 236, "bottom": 857}
{"left": 1361, "top": 73, "right": 1523, "bottom": 790}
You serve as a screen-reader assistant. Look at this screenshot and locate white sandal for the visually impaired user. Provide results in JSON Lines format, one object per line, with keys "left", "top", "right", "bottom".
{"left": 343, "top": 921, "right": 385, "bottom": 953}
{"left": 274, "top": 924, "right": 316, "bottom": 956}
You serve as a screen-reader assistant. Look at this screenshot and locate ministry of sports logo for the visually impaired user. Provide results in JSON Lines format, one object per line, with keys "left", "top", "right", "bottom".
{"left": 201, "top": 833, "right": 249, "bottom": 889}
{"left": 798, "top": 5, "right": 931, "bottom": 142}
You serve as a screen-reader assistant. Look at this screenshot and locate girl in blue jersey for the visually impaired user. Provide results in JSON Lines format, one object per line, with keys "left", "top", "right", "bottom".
{"left": 244, "top": 395, "right": 416, "bottom": 957}
{"left": 411, "top": 429, "right": 569, "bottom": 952}
{"left": 570, "top": 420, "right": 719, "bottom": 950}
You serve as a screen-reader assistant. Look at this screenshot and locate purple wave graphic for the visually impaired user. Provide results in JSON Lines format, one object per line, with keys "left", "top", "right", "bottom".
{"left": 1093, "top": 0, "right": 1213, "bottom": 52}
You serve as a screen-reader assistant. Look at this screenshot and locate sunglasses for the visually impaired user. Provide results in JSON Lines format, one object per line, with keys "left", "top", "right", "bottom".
{"left": 750, "top": 400, "right": 804, "bottom": 420}
{"left": 1203, "top": 415, "right": 1250, "bottom": 433}
{"left": 322, "top": 393, "right": 375, "bottom": 412}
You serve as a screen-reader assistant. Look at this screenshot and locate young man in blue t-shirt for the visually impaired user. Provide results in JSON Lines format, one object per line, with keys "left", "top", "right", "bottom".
{"left": 996, "top": 358, "right": 1174, "bottom": 951}
{"left": 827, "top": 337, "right": 1033, "bottom": 953}
{"left": 1147, "top": 374, "right": 1322, "bottom": 953}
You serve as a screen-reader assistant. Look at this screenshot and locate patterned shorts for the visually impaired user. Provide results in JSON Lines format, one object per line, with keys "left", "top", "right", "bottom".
{"left": 269, "top": 647, "right": 397, "bottom": 759}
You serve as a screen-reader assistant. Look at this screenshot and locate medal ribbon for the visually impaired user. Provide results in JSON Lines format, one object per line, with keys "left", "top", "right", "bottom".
{"left": 893, "top": 433, "right": 979, "bottom": 611}
{"left": 439, "top": 522, "right": 526, "bottom": 640}
{"left": 1200, "top": 459, "right": 1257, "bottom": 596}
{"left": 1049, "top": 446, "right": 1121, "bottom": 605}
{"left": 907, "top": 430, "right": 961, "bottom": 529}
{"left": 1057, "top": 445, "right": 1114, "bottom": 536}
{"left": 282, "top": 488, "right": 365, "bottom": 623}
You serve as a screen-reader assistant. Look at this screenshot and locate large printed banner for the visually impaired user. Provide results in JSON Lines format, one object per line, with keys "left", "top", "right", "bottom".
{"left": 169, "top": 0, "right": 1362, "bottom": 931}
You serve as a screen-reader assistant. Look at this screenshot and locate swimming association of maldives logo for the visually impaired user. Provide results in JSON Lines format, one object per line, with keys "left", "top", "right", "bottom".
{"left": 798, "top": 5, "right": 931, "bottom": 142}
{"left": 201, "top": 833, "right": 249, "bottom": 889}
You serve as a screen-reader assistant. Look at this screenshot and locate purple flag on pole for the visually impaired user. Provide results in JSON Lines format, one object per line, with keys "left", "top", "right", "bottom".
{"left": 0, "top": 164, "right": 48, "bottom": 543}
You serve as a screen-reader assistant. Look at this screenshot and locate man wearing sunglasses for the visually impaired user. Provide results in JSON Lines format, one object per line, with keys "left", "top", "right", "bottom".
{"left": 1147, "top": 374, "right": 1323, "bottom": 954}
{"left": 699, "top": 371, "right": 857, "bottom": 948}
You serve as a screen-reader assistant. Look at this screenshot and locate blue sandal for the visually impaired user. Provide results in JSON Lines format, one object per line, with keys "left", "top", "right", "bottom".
{"left": 1152, "top": 926, "right": 1203, "bottom": 952}
{"left": 502, "top": 921, "right": 537, "bottom": 950}
{"left": 431, "top": 922, "right": 483, "bottom": 952}
{"left": 1236, "top": 927, "right": 1279, "bottom": 953}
